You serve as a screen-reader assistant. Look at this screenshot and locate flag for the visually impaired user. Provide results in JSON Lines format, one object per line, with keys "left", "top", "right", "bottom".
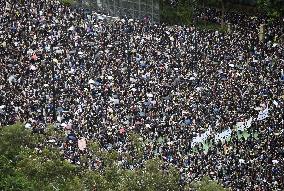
{"left": 257, "top": 106, "right": 269, "bottom": 121}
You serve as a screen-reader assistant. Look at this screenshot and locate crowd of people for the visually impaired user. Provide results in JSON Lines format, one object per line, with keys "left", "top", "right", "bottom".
{"left": 0, "top": 0, "right": 284, "bottom": 190}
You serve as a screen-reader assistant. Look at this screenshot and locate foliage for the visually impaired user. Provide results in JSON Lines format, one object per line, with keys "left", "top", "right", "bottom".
{"left": 257, "top": 0, "right": 284, "bottom": 20}
{"left": 160, "top": 0, "right": 181, "bottom": 25}
{"left": 160, "top": 0, "right": 227, "bottom": 30}
{"left": 0, "top": 124, "right": 228, "bottom": 190}
{"left": 160, "top": 0, "right": 195, "bottom": 25}
{"left": 190, "top": 176, "right": 228, "bottom": 191}
{"left": 196, "top": 21, "right": 227, "bottom": 33}
{"left": 59, "top": 0, "right": 76, "bottom": 6}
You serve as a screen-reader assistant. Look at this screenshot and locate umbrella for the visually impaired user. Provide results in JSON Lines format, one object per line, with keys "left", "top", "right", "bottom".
{"left": 53, "top": 58, "right": 58, "bottom": 64}
{"left": 119, "top": 128, "right": 125, "bottom": 134}
{"left": 68, "top": 26, "right": 75, "bottom": 31}
{"left": 31, "top": 54, "right": 37, "bottom": 61}
{"left": 48, "top": 139, "right": 56, "bottom": 143}
{"left": 88, "top": 79, "right": 95, "bottom": 84}
{"left": 65, "top": 125, "right": 72, "bottom": 130}
{"left": 184, "top": 119, "right": 192, "bottom": 125}
{"left": 146, "top": 93, "right": 153, "bottom": 98}
{"left": 67, "top": 135, "right": 77, "bottom": 141}
{"left": 25, "top": 123, "right": 32, "bottom": 129}
{"left": 30, "top": 65, "right": 37, "bottom": 70}
{"left": 61, "top": 123, "right": 67, "bottom": 127}
{"left": 8, "top": 75, "right": 15, "bottom": 84}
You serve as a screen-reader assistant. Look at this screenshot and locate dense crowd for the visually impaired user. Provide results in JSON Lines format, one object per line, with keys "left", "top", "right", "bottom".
{"left": 0, "top": 0, "right": 284, "bottom": 190}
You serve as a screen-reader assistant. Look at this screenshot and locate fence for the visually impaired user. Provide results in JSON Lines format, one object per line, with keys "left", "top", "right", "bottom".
{"left": 79, "top": 0, "right": 160, "bottom": 23}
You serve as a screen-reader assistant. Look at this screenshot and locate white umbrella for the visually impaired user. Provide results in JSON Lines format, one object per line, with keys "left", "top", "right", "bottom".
{"left": 68, "top": 26, "right": 75, "bottom": 31}
{"left": 30, "top": 65, "right": 37, "bottom": 70}
{"left": 146, "top": 93, "right": 153, "bottom": 98}
{"left": 48, "top": 139, "right": 56, "bottom": 143}
{"left": 61, "top": 123, "right": 67, "bottom": 127}
{"left": 88, "top": 79, "right": 95, "bottom": 84}
{"left": 25, "top": 123, "right": 32, "bottom": 129}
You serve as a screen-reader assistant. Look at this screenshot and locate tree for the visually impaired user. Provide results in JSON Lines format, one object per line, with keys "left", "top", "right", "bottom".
{"left": 177, "top": 0, "right": 194, "bottom": 25}
{"left": 219, "top": 0, "right": 225, "bottom": 28}
{"left": 190, "top": 176, "right": 228, "bottom": 191}
{"left": 0, "top": 123, "right": 39, "bottom": 161}
{"left": 257, "top": 0, "right": 284, "bottom": 21}
{"left": 59, "top": 0, "right": 76, "bottom": 6}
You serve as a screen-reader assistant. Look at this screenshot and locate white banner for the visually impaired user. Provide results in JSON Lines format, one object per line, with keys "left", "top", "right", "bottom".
{"left": 257, "top": 106, "right": 269, "bottom": 121}
{"left": 191, "top": 128, "right": 212, "bottom": 147}
{"left": 236, "top": 117, "right": 253, "bottom": 131}
{"left": 215, "top": 128, "right": 232, "bottom": 142}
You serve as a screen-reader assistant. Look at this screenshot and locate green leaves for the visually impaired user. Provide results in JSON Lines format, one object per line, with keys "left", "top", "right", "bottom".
{"left": 190, "top": 176, "right": 228, "bottom": 191}
{"left": 257, "top": 0, "right": 283, "bottom": 20}
{"left": 59, "top": 0, "right": 76, "bottom": 7}
{"left": 160, "top": 0, "right": 194, "bottom": 25}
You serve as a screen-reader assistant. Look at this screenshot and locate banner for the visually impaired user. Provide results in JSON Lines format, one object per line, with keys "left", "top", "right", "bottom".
{"left": 215, "top": 129, "right": 232, "bottom": 142}
{"left": 236, "top": 117, "right": 253, "bottom": 131}
{"left": 191, "top": 128, "right": 211, "bottom": 147}
{"left": 78, "top": 138, "right": 87, "bottom": 151}
{"left": 257, "top": 106, "right": 269, "bottom": 121}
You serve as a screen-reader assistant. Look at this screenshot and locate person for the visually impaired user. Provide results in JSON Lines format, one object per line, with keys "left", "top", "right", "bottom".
{"left": 0, "top": 0, "right": 283, "bottom": 190}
